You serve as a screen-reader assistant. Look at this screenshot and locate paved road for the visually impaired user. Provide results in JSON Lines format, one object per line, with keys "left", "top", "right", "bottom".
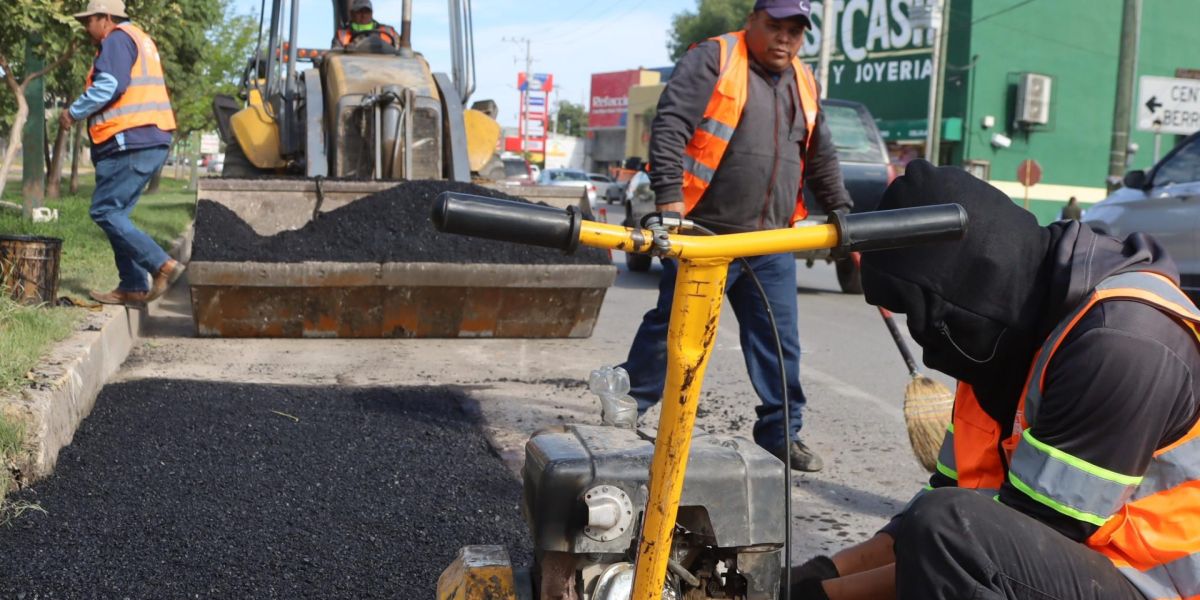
{"left": 4, "top": 203, "right": 954, "bottom": 593}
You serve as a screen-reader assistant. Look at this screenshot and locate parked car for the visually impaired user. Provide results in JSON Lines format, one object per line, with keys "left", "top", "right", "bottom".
{"left": 538, "top": 168, "right": 597, "bottom": 204}
{"left": 1085, "top": 131, "right": 1200, "bottom": 297}
{"left": 619, "top": 98, "right": 893, "bottom": 289}
{"left": 480, "top": 154, "right": 534, "bottom": 185}
{"left": 622, "top": 170, "right": 656, "bottom": 271}
{"left": 588, "top": 172, "right": 622, "bottom": 204}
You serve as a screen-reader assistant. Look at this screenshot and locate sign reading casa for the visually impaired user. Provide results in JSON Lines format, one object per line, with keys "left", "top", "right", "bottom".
{"left": 800, "top": 0, "right": 937, "bottom": 86}
{"left": 1137, "top": 75, "right": 1200, "bottom": 135}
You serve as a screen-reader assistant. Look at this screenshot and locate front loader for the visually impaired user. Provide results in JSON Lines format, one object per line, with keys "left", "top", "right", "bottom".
{"left": 431, "top": 194, "right": 968, "bottom": 598}
{"left": 212, "top": 0, "right": 495, "bottom": 183}
{"left": 190, "top": 0, "right": 610, "bottom": 339}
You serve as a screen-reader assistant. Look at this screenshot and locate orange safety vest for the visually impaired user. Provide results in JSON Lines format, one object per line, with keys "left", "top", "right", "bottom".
{"left": 933, "top": 271, "right": 1200, "bottom": 600}
{"left": 85, "top": 23, "right": 176, "bottom": 145}
{"left": 681, "top": 30, "right": 820, "bottom": 224}
{"left": 336, "top": 24, "right": 399, "bottom": 47}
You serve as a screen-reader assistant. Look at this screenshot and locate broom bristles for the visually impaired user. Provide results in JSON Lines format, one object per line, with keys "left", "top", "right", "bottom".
{"left": 903, "top": 375, "right": 954, "bottom": 473}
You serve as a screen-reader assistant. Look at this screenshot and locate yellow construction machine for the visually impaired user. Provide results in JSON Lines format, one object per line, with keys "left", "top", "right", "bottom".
{"left": 432, "top": 194, "right": 967, "bottom": 598}
{"left": 191, "top": 0, "right": 611, "bottom": 339}
{"left": 212, "top": 0, "right": 498, "bottom": 181}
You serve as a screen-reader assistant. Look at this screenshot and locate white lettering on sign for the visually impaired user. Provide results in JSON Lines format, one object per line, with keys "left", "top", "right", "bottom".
{"left": 803, "top": 0, "right": 933, "bottom": 61}
{"left": 591, "top": 96, "right": 628, "bottom": 115}
{"left": 1138, "top": 76, "right": 1200, "bottom": 136}
{"left": 854, "top": 58, "right": 930, "bottom": 83}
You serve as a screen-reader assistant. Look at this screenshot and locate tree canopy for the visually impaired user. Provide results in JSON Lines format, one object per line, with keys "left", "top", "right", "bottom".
{"left": 666, "top": 0, "right": 755, "bottom": 62}
{"left": 555, "top": 100, "right": 587, "bottom": 138}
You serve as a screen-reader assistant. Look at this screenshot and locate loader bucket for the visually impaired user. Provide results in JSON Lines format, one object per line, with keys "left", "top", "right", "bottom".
{"left": 189, "top": 178, "right": 615, "bottom": 338}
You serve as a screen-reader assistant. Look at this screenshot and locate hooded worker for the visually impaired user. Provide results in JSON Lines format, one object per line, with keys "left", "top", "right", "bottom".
{"left": 788, "top": 160, "right": 1200, "bottom": 600}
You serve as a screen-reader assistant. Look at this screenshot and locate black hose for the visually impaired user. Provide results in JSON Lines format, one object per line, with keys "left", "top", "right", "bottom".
{"left": 688, "top": 223, "right": 793, "bottom": 600}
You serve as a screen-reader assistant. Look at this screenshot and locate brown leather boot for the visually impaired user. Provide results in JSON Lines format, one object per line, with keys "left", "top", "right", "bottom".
{"left": 89, "top": 288, "right": 149, "bottom": 307}
{"left": 148, "top": 259, "right": 186, "bottom": 301}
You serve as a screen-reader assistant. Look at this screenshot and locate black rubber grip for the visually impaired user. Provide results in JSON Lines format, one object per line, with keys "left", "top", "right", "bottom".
{"left": 431, "top": 192, "right": 582, "bottom": 253}
{"left": 832, "top": 204, "right": 967, "bottom": 253}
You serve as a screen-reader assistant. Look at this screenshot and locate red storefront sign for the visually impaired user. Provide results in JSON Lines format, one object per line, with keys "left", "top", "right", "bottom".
{"left": 589, "top": 70, "right": 642, "bottom": 129}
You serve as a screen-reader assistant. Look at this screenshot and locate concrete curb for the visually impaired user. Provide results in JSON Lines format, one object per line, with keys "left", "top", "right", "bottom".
{"left": 1, "top": 225, "right": 193, "bottom": 486}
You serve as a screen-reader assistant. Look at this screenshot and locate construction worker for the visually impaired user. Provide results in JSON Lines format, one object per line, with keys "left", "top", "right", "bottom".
{"left": 60, "top": 0, "right": 184, "bottom": 306}
{"left": 789, "top": 160, "right": 1200, "bottom": 600}
{"left": 619, "top": 0, "right": 852, "bottom": 472}
{"left": 333, "top": 0, "right": 399, "bottom": 50}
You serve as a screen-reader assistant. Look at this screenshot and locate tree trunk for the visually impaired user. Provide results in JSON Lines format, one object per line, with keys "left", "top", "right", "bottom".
{"left": 69, "top": 121, "right": 84, "bottom": 195}
{"left": 146, "top": 164, "right": 164, "bottom": 194}
{"left": 46, "top": 111, "right": 70, "bottom": 199}
{"left": 0, "top": 92, "right": 30, "bottom": 205}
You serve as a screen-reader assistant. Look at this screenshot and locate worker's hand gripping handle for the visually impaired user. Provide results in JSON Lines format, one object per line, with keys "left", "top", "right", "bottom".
{"left": 832, "top": 204, "right": 967, "bottom": 252}
{"left": 431, "top": 192, "right": 582, "bottom": 253}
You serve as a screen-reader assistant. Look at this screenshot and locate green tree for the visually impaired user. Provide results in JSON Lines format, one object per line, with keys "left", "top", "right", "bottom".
{"left": 555, "top": 100, "right": 587, "bottom": 138}
{"left": 0, "top": 0, "right": 78, "bottom": 205}
{"left": 667, "top": 0, "right": 754, "bottom": 62}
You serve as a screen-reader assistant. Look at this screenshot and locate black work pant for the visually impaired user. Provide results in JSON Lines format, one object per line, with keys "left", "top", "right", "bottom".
{"left": 893, "top": 488, "right": 1146, "bottom": 600}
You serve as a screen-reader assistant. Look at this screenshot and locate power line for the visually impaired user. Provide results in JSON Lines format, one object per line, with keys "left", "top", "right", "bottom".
{"left": 972, "top": 0, "right": 1039, "bottom": 25}
{"left": 536, "top": 0, "right": 645, "bottom": 46}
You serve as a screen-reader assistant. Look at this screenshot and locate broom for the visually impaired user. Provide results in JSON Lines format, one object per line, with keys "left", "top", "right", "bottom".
{"left": 852, "top": 253, "right": 953, "bottom": 472}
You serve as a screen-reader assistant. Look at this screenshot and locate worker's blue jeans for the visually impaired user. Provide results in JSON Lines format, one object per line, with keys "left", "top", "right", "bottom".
{"left": 619, "top": 253, "right": 807, "bottom": 452}
{"left": 90, "top": 146, "right": 171, "bottom": 293}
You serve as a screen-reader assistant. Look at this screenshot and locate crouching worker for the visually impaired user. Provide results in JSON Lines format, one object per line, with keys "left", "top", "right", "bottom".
{"left": 790, "top": 159, "right": 1200, "bottom": 600}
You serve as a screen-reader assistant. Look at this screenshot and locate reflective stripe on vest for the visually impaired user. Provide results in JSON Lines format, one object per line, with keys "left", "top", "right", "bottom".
{"left": 680, "top": 30, "right": 819, "bottom": 224}
{"left": 952, "top": 271, "right": 1200, "bottom": 600}
{"left": 1008, "top": 429, "right": 1142, "bottom": 526}
{"left": 337, "top": 24, "right": 398, "bottom": 46}
{"left": 936, "top": 423, "right": 958, "bottom": 481}
{"left": 86, "top": 23, "right": 176, "bottom": 145}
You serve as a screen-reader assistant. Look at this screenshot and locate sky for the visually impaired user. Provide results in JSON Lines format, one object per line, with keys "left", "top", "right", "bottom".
{"left": 231, "top": 0, "right": 698, "bottom": 128}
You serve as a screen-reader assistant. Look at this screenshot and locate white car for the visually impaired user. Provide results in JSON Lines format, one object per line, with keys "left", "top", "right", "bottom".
{"left": 1085, "top": 131, "right": 1200, "bottom": 297}
{"left": 537, "top": 168, "right": 597, "bottom": 204}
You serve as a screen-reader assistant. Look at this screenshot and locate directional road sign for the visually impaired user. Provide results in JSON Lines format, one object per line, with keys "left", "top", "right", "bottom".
{"left": 1137, "top": 76, "right": 1200, "bottom": 135}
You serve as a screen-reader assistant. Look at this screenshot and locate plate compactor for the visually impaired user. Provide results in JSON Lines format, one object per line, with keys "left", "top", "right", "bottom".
{"left": 431, "top": 193, "right": 968, "bottom": 599}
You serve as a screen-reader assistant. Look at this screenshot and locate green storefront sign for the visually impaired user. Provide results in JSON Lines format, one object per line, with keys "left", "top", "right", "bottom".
{"left": 877, "top": 117, "right": 963, "bottom": 142}
{"left": 800, "top": 0, "right": 956, "bottom": 141}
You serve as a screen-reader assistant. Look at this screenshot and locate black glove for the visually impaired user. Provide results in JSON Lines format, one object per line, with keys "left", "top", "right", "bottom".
{"left": 792, "top": 554, "right": 839, "bottom": 582}
{"left": 784, "top": 555, "right": 838, "bottom": 600}
{"left": 789, "top": 576, "right": 832, "bottom": 600}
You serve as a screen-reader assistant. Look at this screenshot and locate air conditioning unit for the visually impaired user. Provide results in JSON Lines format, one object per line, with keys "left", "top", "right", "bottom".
{"left": 1016, "top": 73, "right": 1052, "bottom": 126}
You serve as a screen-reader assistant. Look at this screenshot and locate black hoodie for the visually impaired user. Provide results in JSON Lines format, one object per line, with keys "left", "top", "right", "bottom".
{"left": 864, "top": 161, "right": 1200, "bottom": 541}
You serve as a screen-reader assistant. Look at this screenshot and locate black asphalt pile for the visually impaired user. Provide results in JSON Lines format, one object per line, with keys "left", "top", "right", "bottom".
{"left": 0, "top": 380, "right": 531, "bottom": 598}
{"left": 192, "top": 180, "right": 610, "bottom": 265}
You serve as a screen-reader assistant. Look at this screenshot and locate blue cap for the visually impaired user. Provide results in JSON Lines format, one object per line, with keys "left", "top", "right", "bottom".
{"left": 753, "top": 0, "right": 812, "bottom": 21}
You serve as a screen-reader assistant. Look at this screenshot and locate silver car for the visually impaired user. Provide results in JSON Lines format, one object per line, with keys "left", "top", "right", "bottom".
{"left": 538, "top": 168, "right": 598, "bottom": 204}
{"left": 1085, "top": 131, "right": 1200, "bottom": 296}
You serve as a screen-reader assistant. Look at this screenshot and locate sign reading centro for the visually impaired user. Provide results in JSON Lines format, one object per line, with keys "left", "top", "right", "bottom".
{"left": 1137, "top": 76, "right": 1200, "bottom": 136}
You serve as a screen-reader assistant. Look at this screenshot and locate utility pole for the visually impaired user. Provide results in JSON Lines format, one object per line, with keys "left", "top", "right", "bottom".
{"left": 921, "top": 0, "right": 948, "bottom": 164}
{"left": 816, "top": 0, "right": 836, "bottom": 99}
{"left": 1107, "top": 0, "right": 1141, "bottom": 190}
{"left": 503, "top": 36, "right": 533, "bottom": 157}
{"left": 929, "top": 0, "right": 952, "bottom": 165}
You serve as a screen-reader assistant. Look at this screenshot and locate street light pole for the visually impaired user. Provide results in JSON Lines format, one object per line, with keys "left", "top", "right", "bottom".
{"left": 922, "top": 0, "right": 948, "bottom": 165}
{"left": 1107, "top": 0, "right": 1141, "bottom": 190}
{"left": 816, "top": 0, "right": 836, "bottom": 99}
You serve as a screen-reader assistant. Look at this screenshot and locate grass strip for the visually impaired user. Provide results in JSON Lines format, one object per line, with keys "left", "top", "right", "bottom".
{"left": 0, "top": 176, "right": 195, "bottom": 506}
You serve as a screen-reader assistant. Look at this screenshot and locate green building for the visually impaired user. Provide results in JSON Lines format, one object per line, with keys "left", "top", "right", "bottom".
{"left": 801, "top": 0, "right": 1200, "bottom": 222}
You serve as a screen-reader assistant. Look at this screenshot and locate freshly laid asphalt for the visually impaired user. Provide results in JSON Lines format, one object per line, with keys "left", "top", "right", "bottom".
{"left": 192, "top": 179, "right": 611, "bottom": 265}
{"left": 0, "top": 380, "right": 531, "bottom": 598}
